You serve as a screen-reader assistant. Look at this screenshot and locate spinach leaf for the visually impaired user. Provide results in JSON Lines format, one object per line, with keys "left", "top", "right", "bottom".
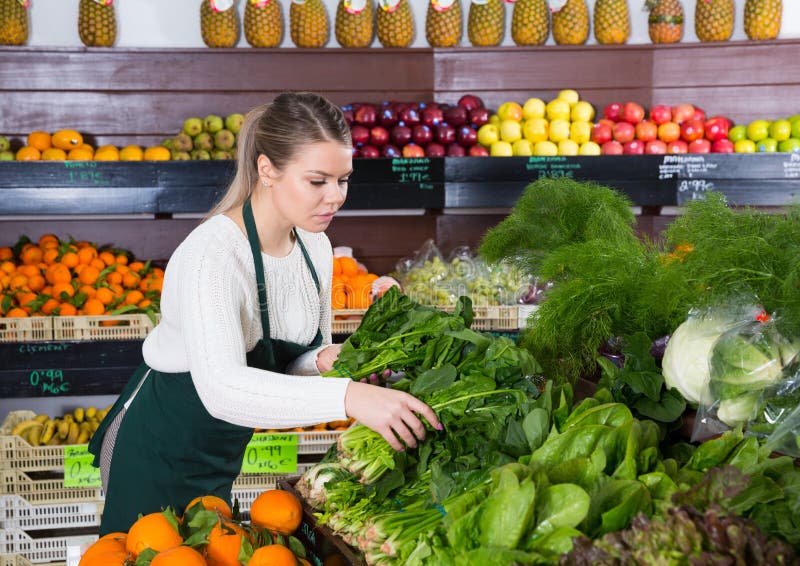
{"left": 411, "top": 364, "right": 457, "bottom": 396}
{"left": 532, "top": 483, "right": 590, "bottom": 538}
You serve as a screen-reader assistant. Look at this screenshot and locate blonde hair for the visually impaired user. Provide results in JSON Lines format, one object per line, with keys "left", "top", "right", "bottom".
{"left": 207, "top": 92, "right": 351, "bottom": 218}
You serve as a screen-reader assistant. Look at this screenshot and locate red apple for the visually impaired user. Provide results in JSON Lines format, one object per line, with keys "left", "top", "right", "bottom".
{"left": 623, "top": 140, "right": 645, "bottom": 155}
{"left": 645, "top": 140, "right": 668, "bottom": 154}
{"left": 447, "top": 144, "right": 467, "bottom": 157}
{"left": 468, "top": 145, "right": 489, "bottom": 157}
{"left": 398, "top": 106, "right": 421, "bottom": 126}
{"left": 468, "top": 107, "right": 490, "bottom": 128}
{"left": 411, "top": 124, "right": 433, "bottom": 146}
{"left": 672, "top": 103, "right": 695, "bottom": 124}
{"left": 649, "top": 105, "right": 672, "bottom": 126}
{"left": 591, "top": 123, "right": 613, "bottom": 145}
{"left": 704, "top": 116, "right": 730, "bottom": 142}
{"left": 381, "top": 144, "right": 402, "bottom": 158}
{"left": 621, "top": 102, "right": 646, "bottom": 125}
{"left": 612, "top": 122, "right": 635, "bottom": 143}
{"left": 390, "top": 124, "right": 413, "bottom": 146}
{"left": 402, "top": 143, "right": 426, "bottom": 158}
{"left": 603, "top": 102, "right": 623, "bottom": 122}
{"left": 711, "top": 138, "right": 735, "bottom": 153}
{"left": 601, "top": 140, "right": 624, "bottom": 155}
{"left": 597, "top": 118, "right": 616, "bottom": 130}
{"left": 425, "top": 142, "right": 446, "bottom": 157}
{"left": 693, "top": 107, "right": 706, "bottom": 122}
{"left": 369, "top": 125, "right": 390, "bottom": 147}
{"left": 658, "top": 121, "right": 681, "bottom": 143}
{"left": 342, "top": 107, "right": 354, "bottom": 127}
{"left": 688, "top": 139, "right": 712, "bottom": 153}
{"left": 458, "top": 94, "right": 484, "bottom": 112}
{"left": 456, "top": 125, "right": 478, "bottom": 147}
{"left": 444, "top": 106, "right": 469, "bottom": 127}
{"left": 358, "top": 145, "right": 380, "bottom": 158}
{"left": 354, "top": 104, "right": 377, "bottom": 127}
{"left": 435, "top": 123, "right": 456, "bottom": 145}
{"left": 424, "top": 101, "right": 440, "bottom": 110}
{"left": 667, "top": 140, "right": 688, "bottom": 154}
{"left": 635, "top": 120, "right": 658, "bottom": 142}
{"left": 378, "top": 106, "right": 398, "bottom": 127}
{"left": 680, "top": 119, "right": 705, "bottom": 143}
{"left": 350, "top": 124, "right": 370, "bottom": 146}
{"left": 421, "top": 107, "right": 444, "bottom": 127}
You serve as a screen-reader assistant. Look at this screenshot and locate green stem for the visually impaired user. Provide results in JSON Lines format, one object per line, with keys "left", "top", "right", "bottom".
{"left": 432, "top": 389, "right": 523, "bottom": 410}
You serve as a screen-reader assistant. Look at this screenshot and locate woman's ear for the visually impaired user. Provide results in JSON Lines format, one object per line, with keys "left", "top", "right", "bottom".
{"left": 256, "top": 154, "right": 278, "bottom": 185}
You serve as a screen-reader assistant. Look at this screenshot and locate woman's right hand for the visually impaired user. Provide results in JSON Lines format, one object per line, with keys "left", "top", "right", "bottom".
{"left": 344, "top": 380, "right": 442, "bottom": 451}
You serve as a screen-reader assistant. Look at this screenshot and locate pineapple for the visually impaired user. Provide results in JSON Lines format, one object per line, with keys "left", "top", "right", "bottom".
{"left": 552, "top": 0, "right": 589, "bottom": 45}
{"left": 646, "top": 0, "right": 683, "bottom": 44}
{"left": 467, "top": 0, "right": 504, "bottom": 47}
{"left": 377, "top": 0, "right": 414, "bottom": 48}
{"left": 593, "top": 0, "right": 629, "bottom": 44}
{"left": 336, "top": 0, "right": 374, "bottom": 48}
{"left": 245, "top": 0, "right": 283, "bottom": 48}
{"left": 200, "top": 0, "right": 240, "bottom": 48}
{"left": 78, "top": 0, "right": 116, "bottom": 47}
{"left": 511, "top": 0, "right": 549, "bottom": 46}
{"left": 695, "top": 0, "right": 734, "bottom": 42}
{"left": 290, "top": 0, "right": 329, "bottom": 47}
{"left": 426, "top": 0, "right": 462, "bottom": 48}
{"left": 744, "top": 0, "right": 781, "bottom": 40}
{"left": 0, "top": 0, "right": 28, "bottom": 46}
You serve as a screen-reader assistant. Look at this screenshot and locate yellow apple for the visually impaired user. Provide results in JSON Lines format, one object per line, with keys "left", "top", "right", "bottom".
{"left": 489, "top": 114, "right": 501, "bottom": 125}
{"left": 557, "top": 89, "right": 580, "bottom": 105}
{"left": 497, "top": 101, "right": 524, "bottom": 122}
{"left": 477, "top": 124, "right": 500, "bottom": 147}
{"left": 546, "top": 99, "right": 571, "bottom": 122}
{"left": 558, "top": 139, "right": 580, "bottom": 156}
{"left": 499, "top": 119, "right": 523, "bottom": 142}
{"left": 522, "top": 97, "right": 546, "bottom": 121}
{"left": 523, "top": 118, "right": 549, "bottom": 143}
{"left": 569, "top": 121, "right": 592, "bottom": 144}
{"left": 512, "top": 139, "right": 533, "bottom": 156}
{"left": 490, "top": 141, "right": 514, "bottom": 157}
{"left": 571, "top": 101, "right": 595, "bottom": 123}
{"left": 579, "top": 141, "right": 602, "bottom": 155}
{"left": 549, "top": 119, "right": 571, "bottom": 143}
{"left": 534, "top": 141, "right": 558, "bottom": 156}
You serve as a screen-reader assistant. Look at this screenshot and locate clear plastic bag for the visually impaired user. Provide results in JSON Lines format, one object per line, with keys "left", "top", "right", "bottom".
{"left": 751, "top": 358, "right": 800, "bottom": 457}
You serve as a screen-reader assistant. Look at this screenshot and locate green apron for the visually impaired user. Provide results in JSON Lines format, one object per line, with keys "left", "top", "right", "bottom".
{"left": 89, "top": 198, "right": 323, "bottom": 534}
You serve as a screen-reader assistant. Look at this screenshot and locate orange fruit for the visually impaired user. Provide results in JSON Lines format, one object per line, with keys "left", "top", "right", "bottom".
{"left": 120, "top": 145, "right": 144, "bottom": 161}
{"left": 0, "top": 261, "right": 15, "bottom": 274}
{"left": 332, "top": 257, "right": 342, "bottom": 277}
{"left": 68, "top": 147, "right": 94, "bottom": 161}
{"left": 247, "top": 545, "right": 296, "bottom": 566}
{"left": 18, "top": 265, "right": 39, "bottom": 278}
{"left": 43, "top": 248, "right": 59, "bottom": 265}
{"left": 122, "top": 271, "right": 140, "bottom": 289}
{"left": 77, "top": 247, "right": 98, "bottom": 265}
{"left": 124, "top": 290, "right": 144, "bottom": 306}
{"left": 90, "top": 258, "right": 106, "bottom": 271}
{"left": 137, "top": 299, "right": 152, "bottom": 309}
{"left": 0, "top": 247, "right": 12, "bottom": 260}
{"left": 94, "top": 145, "right": 120, "bottom": 161}
{"left": 147, "top": 278, "right": 163, "bottom": 293}
{"left": 5, "top": 307, "right": 29, "bottom": 318}
{"left": 150, "top": 546, "right": 206, "bottom": 566}
{"left": 79, "top": 266, "right": 101, "bottom": 286}
{"left": 27, "top": 275, "right": 45, "bottom": 292}
{"left": 129, "top": 261, "right": 145, "bottom": 273}
{"left": 40, "top": 298, "right": 60, "bottom": 315}
{"left": 126, "top": 512, "right": 183, "bottom": 557}
{"left": 77, "top": 550, "right": 129, "bottom": 566}
{"left": 205, "top": 521, "right": 250, "bottom": 566}
{"left": 27, "top": 131, "right": 52, "bottom": 151}
{"left": 144, "top": 146, "right": 171, "bottom": 161}
{"left": 16, "top": 146, "right": 41, "bottom": 161}
{"left": 78, "top": 534, "right": 128, "bottom": 564}
{"left": 52, "top": 282, "right": 75, "bottom": 299}
{"left": 8, "top": 274, "right": 28, "bottom": 290}
{"left": 249, "top": 489, "right": 303, "bottom": 534}
{"left": 95, "top": 287, "right": 115, "bottom": 305}
{"left": 338, "top": 257, "right": 358, "bottom": 278}
{"left": 51, "top": 129, "right": 83, "bottom": 151}
{"left": 60, "top": 251, "right": 79, "bottom": 268}
{"left": 115, "top": 253, "right": 129, "bottom": 266}
{"left": 58, "top": 303, "right": 77, "bottom": 316}
{"left": 46, "top": 264, "right": 72, "bottom": 285}
{"left": 185, "top": 495, "right": 232, "bottom": 520}
{"left": 41, "top": 147, "right": 67, "bottom": 161}
{"left": 38, "top": 234, "right": 59, "bottom": 248}
{"left": 83, "top": 298, "right": 105, "bottom": 316}
{"left": 99, "top": 251, "right": 116, "bottom": 266}
{"left": 21, "top": 246, "right": 43, "bottom": 266}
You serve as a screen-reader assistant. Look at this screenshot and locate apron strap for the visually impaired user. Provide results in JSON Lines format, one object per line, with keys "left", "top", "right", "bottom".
{"left": 242, "top": 198, "right": 271, "bottom": 341}
{"left": 295, "top": 229, "right": 321, "bottom": 293}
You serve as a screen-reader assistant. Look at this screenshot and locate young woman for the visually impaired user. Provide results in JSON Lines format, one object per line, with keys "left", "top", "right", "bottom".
{"left": 89, "top": 92, "right": 440, "bottom": 534}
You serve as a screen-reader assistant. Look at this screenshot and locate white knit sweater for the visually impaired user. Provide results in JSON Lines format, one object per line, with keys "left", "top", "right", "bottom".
{"left": 141, "top": 214, "right": 349, "bottom": 429}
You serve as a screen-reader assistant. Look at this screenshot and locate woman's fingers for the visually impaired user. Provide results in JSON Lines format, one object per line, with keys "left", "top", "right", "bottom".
{"left": 379, "top": 426, "right": 405, "bottom": 451}
{"left": 400, "top": 411, "right": 427, "bottom": 444}
{"left": 407, "top": 396, "right": 442, "bottom": 431}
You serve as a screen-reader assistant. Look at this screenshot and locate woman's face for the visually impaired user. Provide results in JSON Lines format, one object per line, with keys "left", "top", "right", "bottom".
{"left": 262, "top": 141, "right": 352, "bottom": 233}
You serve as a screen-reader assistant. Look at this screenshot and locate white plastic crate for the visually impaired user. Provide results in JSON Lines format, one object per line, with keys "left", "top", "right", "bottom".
{"left": 0, "top": 556, "right": 63, "bottom": 566}
{"left": 0, "top": 529, "right": 96, "bottom": 564}
{"left": 0, "top": 436, "right": 71, "bottom": 474}
{"left": 51, "top": 314, "right": 156, "bottom": 341}
{"left": 331, "top": 309, "right": 365, "bottom": 335}
{"left": 0, "top": 496, "right": 103, "bottom": 531}
{"left": 0, "top": 470, "right": 103, "bottom": 507}
{"left": 295, "top": 431, "right": 342, "bottom": 455}
{"left": 0, "top": 318, "right": 52, "bottom": 343}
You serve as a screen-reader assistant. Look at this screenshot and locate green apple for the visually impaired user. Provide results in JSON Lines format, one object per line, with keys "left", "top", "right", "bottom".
{"left": 523, "top": 118, "right": 549, "bottom": 143}
{"left": 490, "top": 141, "right": 514, "bottom": 157}
{"left": 204, "top": 114, "right": 224, "bottom": 134}
{"left": 570, "top": 101, "right": 595, "bottom": 123}
{"left": 791, "top": 120, "right": 800, "bottom": 140}
{"left": 0, "top": 150, "right": 14, "bottom": 161}
{"left": 746, "top": 120, "right": 770, "bottom": 142}
{"left": 512, "top": 139, "right": 533, "bottom": 156}
{"left": 477, "top": 124, "right": 500, "bottom": 147}
{"left": 534, "top": 141, "right": 558, "bottom": 156}
{"left": 497, "top": 101, "right": 524, "bottom": 122}
{"left": 546, "top": 99, "right": 571, "bottom": 122}
{"left": 778, "top": 138, "right": 800, "bottom": 153}
{"left": 579, "top": 141, "right": 601, "bottom": 156}
{"left": 728, "top": 125, "right": 747, "bottom": 142}
{"left": 0, "top": 136, "right": 9, "bottom": 152}
{"left": 757, "top": 138, "right": 778, "bottom": 152}
{"left": 557, "top": 89, "right": 580, "bottom": 105}
{"left": 499, "top": 119, "right": 522, "bottom": 143}
{"left": 570, "top": 121, "right": 592, "bottom": 144}
{"left": 489, "top": 114, "right": 501, "bottom": 126}
{"left": 549, "top": 119, "right": 571, "bottom": 143}
{"left": 225, "top": 113, "right": 244, "bottom": 134}
{"left": 734, "top": 139, "right": 756, "bottom": 153}
{"left": 558, "top": 139, "right": 579, "bottom": 156}
{"left": 183, "top": 117, "right": 204, "bottom": 137}
{"left": 788, "top": 114, "right": 800, "bottom": 124}
{"left": 769, "top": 119, "right": 792, "bottom": 142}
{"left": 522, "top": 98, "right": 546, "bottom": 120}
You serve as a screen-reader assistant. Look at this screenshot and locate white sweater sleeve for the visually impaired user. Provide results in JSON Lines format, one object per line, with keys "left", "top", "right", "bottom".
{"left": 175, "top": 233, "right": 349, "bottom": 430}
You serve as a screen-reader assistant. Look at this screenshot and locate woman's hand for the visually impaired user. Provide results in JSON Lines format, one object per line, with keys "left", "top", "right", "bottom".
{"left": 316, "top": 344, "right": 342, "bottom": 373}
{"left": 344, "top": 381, "right": 442, "bottom": 451}
{"left": 361, "top": 368, "right": 392, "bottom": 385}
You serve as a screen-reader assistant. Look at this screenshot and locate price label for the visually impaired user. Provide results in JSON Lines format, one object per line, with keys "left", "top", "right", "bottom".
{"left": 391, "top": 158, "right": 435, "bottom": 190}
{"left": 241, "top": 434, "right": 298, "bottom": 474}
{"left": 676, "top": 179, "right": 715, "bottom": 204}
{"left": 64, "top": 445, "right": 102, "bottom": 488}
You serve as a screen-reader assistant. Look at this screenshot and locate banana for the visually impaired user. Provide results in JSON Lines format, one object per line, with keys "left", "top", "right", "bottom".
{"left": 76, "top": 426, "right": 90, "bottom": 444}
{"left": 25, "top": 424, "right": 44, "bottom": 446}
{"left": 58, "top": 419, "right": 70, "bottom": 440}
{"left": 85, "top": 406, "right": 97, "bottom": 420}
{"left": 67, "top": 421, "right": 80, "bottom": 445}
{"left": 34, "top": 413, "right": 50, "bottom": 424}
{"left": 40, "top": 419, "right": 57, "bottom": 445}
{"left": 89, "top": 420, "right": 100, "bottom": 433}
{"left": 74, "top": 407, "right": 85, "bottom": 423}
{"left": 11, "top": 419, "right": 42, "bottom": 437}
{"left": 47, "top": 432, "right": 61, "bottom": 446}
{"left": 63, "top": 414, "right": 74, "bottom": 423}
